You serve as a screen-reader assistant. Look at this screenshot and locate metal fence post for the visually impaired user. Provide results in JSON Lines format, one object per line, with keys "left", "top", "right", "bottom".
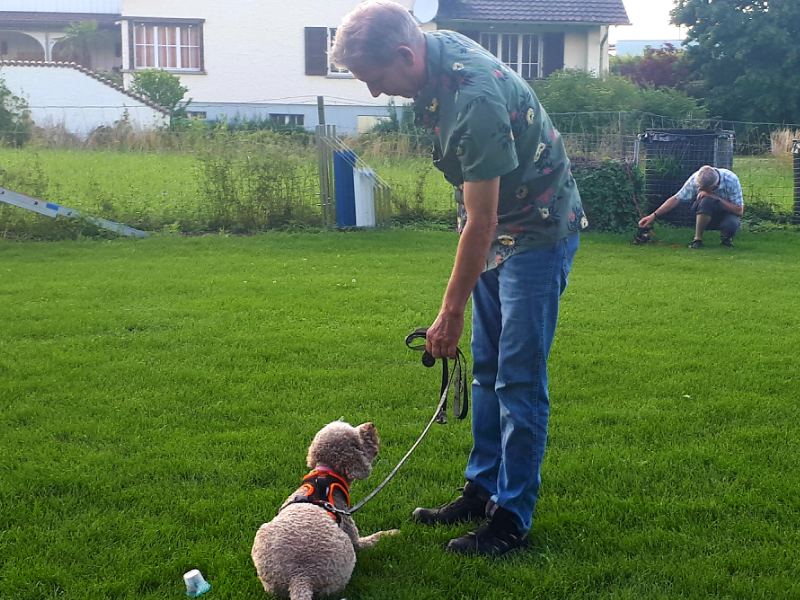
{"left": 794, "top": 140, "right": 800, "bottom": 225}
{"left": 316, "top": 125, "right": 335, "bottom": 228}
{"left": 315, "top": 125, "right": 327, "bottom": 228}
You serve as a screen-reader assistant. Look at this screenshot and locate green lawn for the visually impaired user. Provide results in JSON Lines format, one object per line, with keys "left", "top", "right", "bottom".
{"left": 733, "top": 155, "right": 795, "bottom": 213}
{"left": 1, "top": 147, "right": 794, "bottom": 238}
{"left": 1, "top": 230, "right": 799, "bottom": 599}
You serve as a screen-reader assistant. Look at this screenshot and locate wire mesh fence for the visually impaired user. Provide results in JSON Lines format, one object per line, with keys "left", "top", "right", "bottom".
{"left": 1, "top": 109, "right": 799, "bottom": 238}
{"left": 795, "top": 140, "right": 800, "bottom": 224}
{"left": 315, "top": 125, "right": 391, "bottom": 229}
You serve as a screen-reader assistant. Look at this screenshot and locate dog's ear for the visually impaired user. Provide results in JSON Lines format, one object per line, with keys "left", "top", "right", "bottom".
{"left": 306, "top": 444, "right": 317, "bottom": 469}
{"left": 357, "top": 423, "right": 379, "bottom": 462}
{"left": 345, "top": 452, "right": 373, "bottom": 481}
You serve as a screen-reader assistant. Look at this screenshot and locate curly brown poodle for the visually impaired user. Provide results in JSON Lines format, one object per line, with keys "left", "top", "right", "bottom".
{"left": 251, "top": 421, "right": 399, "bottom": 600}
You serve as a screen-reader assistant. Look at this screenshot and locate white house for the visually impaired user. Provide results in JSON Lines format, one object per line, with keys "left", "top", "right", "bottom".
{"left": 0, "top": 0, "right": 122, "bottom": 70}
{"left": 0, "top": 61, "right": 168, "bottom": 136}
{"left": 1, "top": 0, "right": 630, "bottom": 134}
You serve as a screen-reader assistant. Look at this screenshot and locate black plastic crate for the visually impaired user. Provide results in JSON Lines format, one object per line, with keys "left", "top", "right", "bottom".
{"left": 641, "top": 129, "right": 735, "bottom": 227}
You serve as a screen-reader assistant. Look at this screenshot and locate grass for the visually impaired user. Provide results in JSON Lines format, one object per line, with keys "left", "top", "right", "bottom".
{"left": 1, "top": 146, "right": 795, "bottom": 238}
{"left": 0, "top": 148, "right": 204, "bottom": 225}
{"left": 1, "top": 229, "right": 799, "bottom": 599}
{"left": 733, "top": 155, "right": 795, "bottom": 216}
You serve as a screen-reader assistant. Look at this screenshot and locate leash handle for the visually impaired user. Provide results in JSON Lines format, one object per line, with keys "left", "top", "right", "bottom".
{"left": 404, "top": 328, "right": 469, "bottom": 421}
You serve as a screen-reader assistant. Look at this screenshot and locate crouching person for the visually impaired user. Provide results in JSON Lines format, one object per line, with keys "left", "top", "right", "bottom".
{"left": 639, "top": 165, "right": 744, "bottom": 248}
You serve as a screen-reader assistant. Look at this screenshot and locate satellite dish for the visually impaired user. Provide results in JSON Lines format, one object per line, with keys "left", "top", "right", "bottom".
{"left": 413, "top": 0, "right": 439, "bottom": 24}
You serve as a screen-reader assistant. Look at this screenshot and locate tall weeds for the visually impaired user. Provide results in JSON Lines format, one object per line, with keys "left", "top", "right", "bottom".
{"left": 770, "top": 127, "right": 798, "bottom": 156}
{"left": 195, "top": 132, "right": 320, "bottom": 232}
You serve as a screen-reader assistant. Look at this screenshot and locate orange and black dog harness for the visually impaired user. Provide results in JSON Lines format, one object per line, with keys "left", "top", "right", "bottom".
{"left": 279, "top": 469, "right": 351, "bottom": 525}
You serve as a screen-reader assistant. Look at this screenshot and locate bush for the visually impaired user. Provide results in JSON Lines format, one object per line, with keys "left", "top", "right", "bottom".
{"left": 572, "top": 159, "right": 645, "bottom": 233}
{"left": 0, "top": 74, "right": 31, "bottom": 146}
{"left": 533, "top": 70, "right": 707, "bottom": 122}
{"left": 130, "top": 69, "right": 190, "bottom": 116}
{"left": 196, "top": 133, "right": 320, "bottom": 233}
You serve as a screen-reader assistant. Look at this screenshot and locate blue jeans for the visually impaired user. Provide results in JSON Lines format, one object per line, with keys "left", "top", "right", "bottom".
{"left": 464, "top": 233, "right": 579, "bottom": 532}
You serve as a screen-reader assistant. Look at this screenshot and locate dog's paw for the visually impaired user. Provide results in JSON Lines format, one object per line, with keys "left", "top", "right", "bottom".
{"left": 356, "top": 529, "right": 400, "bottom": 549}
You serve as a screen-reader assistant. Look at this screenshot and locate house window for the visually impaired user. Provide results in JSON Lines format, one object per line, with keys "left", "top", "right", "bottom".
{"left": 328, "top": 28, "right": 350, "bottom": 76}
{"left": 270, "top": 114, "right": 305, "bottom": 126}
{"left": 480, "top": 33, "right": 541, "bottom": 80}
{"left": 357, "top": 115, "right": 391, "bottom": 133}
{"left": 304, "top": 26, "right": 352, "bottom": 77}
{"left": 479, "top": 33, "right": 498, "bottom": 57}
{"left": 134, "top": 23, "right": 202, "bottom": 71}
{"left": 520, "top": 35, "right": 541, "bottom": 81}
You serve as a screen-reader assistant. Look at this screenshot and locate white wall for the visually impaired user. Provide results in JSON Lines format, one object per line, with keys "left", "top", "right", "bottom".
{"left": 564, "top": 27, "right": 605, "bottom": 74}
{"left": 1, "top": 64, "right": 167, "bottom": 137}
{"left": 120, "top": 0, "right": 414, "bottom": 109}
{"left": 117, "top": 0, "right": 609, "bottom": 130}
{"left": 585, "top": 27, "right": 603, "bottom": 76}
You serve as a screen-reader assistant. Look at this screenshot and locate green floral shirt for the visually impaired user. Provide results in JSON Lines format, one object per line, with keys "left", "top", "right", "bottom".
{"left": 413, "top": 31, "right": 588, "bottom": 270}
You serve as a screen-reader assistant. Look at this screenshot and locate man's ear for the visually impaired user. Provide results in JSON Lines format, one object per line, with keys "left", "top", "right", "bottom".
{"left": 396, "top": 45, "right": 416, "bottom": 67}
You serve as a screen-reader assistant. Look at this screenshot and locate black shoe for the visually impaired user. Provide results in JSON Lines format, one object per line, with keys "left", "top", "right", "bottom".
{"left": 446, "top": 501, "right": 530, "bottom": 557}
{"left": 688, "top": 239, "right": 704, "bottom": 249}
{"left": 412, "top": 481, "right": 489, "bottom": 525}
{"left": 720, "top": 237, "right": 735, "bottom": 247}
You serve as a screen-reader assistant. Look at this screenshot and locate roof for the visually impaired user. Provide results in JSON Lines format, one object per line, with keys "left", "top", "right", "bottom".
{"left": 0, "top": 11, "right": 120, "bottom": 29}
{"left": 436, "top": 0, "right": 631, "bottom": 25}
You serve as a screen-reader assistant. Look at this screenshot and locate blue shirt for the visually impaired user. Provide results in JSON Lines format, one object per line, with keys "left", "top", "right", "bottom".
{"left": 675, "top": 168, "right": 744, "bottom": 206}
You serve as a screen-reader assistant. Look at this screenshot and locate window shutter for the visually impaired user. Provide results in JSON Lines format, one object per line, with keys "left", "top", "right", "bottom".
{"left": 543, "top": 32, "right": 565, "bottom": 78}
{"left": 305, "top": 27, "right": 328, "bottom": 76}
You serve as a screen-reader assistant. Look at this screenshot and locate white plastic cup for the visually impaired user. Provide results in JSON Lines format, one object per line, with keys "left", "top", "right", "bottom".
{"left": 183, "top": 569, "right": 211, "bottom": 597}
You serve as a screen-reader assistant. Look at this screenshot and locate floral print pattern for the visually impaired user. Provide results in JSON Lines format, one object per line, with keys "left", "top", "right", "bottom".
{"left": 413, "top": 31, "right": 587, "bottom": 270}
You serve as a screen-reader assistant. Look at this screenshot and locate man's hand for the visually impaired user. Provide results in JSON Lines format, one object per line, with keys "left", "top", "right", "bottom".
{"left": 638, "top": 213, "right": 656, "bottom": 228}
{"left": 640, "top": 196, "right": 679, "bottom": 227}
{"left": 425, "top": 309, "right": 464, "bottom": 359}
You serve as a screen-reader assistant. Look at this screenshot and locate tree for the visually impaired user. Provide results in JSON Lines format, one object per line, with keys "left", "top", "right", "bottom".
{"left": 57, "top": 20, "right": 109, "bottom": 70}
{"left": 130, "top": 69, "right": 191, "bottom": 116}
{"left": 612, "top": 44, "right": 692, "bottom": 90}
{"left": 672, "top": 0, "right": 800, "bottom": 123}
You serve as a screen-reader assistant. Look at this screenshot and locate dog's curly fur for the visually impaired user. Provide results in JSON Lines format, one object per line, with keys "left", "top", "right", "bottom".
{"left": 252, "top": 421, "right": 399, "bottom": 600}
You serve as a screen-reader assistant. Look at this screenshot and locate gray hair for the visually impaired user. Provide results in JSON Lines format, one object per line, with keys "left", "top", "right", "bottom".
{"left": 696, "top": 165, "right": 721, "bottom": 191}
{"left": 330, "top": 0, "right": 424, "bottom": 70}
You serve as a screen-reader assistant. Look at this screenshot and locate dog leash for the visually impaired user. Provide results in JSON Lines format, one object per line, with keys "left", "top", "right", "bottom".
{"left": 404, "top": 327, "right": 469, "bottom": 424}
{"left": 330, "top": 328, "right": 469, "bottom": 518}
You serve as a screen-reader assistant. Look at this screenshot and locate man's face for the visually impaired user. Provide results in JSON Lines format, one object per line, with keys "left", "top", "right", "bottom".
{"left": 349, "top": 52, "right": 421, "bottom": 99}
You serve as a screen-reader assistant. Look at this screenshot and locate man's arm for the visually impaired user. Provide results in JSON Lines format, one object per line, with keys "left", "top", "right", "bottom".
{"left": 425, "top": 177, "right": 499, "bottom": 359}
{"left": 639, "top": 195, "right": 681, "bottom": 228}
{"left": 697, "top": 190, "right": 745, "bottom": 216}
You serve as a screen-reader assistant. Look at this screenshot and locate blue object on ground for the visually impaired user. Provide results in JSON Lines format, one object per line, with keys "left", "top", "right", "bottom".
{"left": 334, "top": 150, "right": 357, "bottom": 227}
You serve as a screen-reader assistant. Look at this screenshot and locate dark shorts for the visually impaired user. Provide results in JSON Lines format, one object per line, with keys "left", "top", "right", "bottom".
{"left": 692, "top": 196, "right": 741, "bottom": 239}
